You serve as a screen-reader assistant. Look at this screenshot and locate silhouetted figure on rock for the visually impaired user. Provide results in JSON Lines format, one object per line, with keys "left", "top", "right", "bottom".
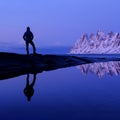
{"left": 24, "top": 73, "right": 36, "bottom": 102}
{"left": 23, "top": 27, "right": 36, "bottom": 55}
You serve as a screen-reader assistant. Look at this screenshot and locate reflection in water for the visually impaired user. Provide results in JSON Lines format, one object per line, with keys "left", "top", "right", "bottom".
{"left": 1, "top": 53, "right": 120, "bottom": 80}
{"left": 24, "top": 73, "right": 36, "bottom": 102}
{"left": 21, "top": 61, "right": 120, "bottom": 101}
{"left": 1, "top": 53, "right": 120, "bottom": 101}
{"left": 78, "top": 61, "right": 120, "bottom": 78}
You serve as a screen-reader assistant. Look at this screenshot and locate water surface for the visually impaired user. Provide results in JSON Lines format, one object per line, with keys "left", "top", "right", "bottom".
{"left": 0, "top": 47, "right": 120, "bottom": 120}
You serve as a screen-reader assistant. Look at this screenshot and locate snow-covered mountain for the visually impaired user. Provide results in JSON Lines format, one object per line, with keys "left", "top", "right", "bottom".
{"left": 77, "top": 61, "right": 120, "bottom": 78}
{"left": 70, "top": 30, "right": 120, "bottom": 54}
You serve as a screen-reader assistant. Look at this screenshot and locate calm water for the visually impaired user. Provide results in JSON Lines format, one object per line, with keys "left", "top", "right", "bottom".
{"left": 0, "top": 47, "right": 120, "bottom": 120}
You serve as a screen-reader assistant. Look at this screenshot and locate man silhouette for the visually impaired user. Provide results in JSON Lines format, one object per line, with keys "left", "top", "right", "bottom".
{"left": 24, "top": 73, "right": 36, "bottom": 102}
{"left": 23, "top": 27, "right": 36, "bottom": 55}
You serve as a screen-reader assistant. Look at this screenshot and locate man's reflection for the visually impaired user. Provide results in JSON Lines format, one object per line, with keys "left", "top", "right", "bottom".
{"left": 24, "top": 73, "right": 36, "bottom": 102}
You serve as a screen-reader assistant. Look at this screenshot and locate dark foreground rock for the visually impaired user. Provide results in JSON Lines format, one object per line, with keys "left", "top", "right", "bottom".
{"left": 0, "top": 52, "right": 120, "bottom": 80}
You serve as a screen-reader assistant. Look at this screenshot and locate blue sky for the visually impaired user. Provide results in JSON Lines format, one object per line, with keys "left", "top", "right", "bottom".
{"left": 0, "top": 0, "right": 120, "bottom": 47}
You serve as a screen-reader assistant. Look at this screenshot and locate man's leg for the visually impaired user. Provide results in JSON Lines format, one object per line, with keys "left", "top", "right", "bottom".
{"left": 30, "top": 41, "right": 36, "bottom": 54}
{"left": 26, "top": 42, "right": 29, "bottom": 55}
{"left": 31, "top": 73, "right": 36, "bottom": 87}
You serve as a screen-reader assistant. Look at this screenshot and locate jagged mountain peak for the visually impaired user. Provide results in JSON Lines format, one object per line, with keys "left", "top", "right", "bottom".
{"left": 70, "top": 30, "right": 120, "bottom": 54}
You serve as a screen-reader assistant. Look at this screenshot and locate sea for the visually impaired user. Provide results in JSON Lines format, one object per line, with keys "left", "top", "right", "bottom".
{"left": 0, "top": 46, "right": 120, "bottom": 120}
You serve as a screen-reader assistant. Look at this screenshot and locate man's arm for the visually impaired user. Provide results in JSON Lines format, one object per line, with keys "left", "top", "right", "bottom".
{"left": 23, "top": 32, "right": 26, "bottom": 40}
{"left": 31, "top": 32, "right": 34, "bottom": 40}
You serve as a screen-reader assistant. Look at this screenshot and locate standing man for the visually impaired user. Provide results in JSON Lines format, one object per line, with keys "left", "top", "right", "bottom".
{"left": 23, "top": 27, "right": 36, "bottom": 55}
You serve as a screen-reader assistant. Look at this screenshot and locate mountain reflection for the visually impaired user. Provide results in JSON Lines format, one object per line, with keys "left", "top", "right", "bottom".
{"left": 0, "top": 53, "right": 120, "bottom": 80}
{"left": 78, "top": 61, "right": 120, "bottom": 78}
{"left": 23, "top": 61, "right": 120, "bottom": 101}
{"left": 1, "top": 53, "right": 120, "bottom": 102}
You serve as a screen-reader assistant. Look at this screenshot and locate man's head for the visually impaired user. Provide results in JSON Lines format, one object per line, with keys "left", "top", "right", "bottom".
{"left": 27, "top": 26, "right": 30, "bottom": 31}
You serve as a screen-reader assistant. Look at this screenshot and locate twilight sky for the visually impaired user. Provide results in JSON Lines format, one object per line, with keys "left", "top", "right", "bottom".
{"left": 0, "top": 0, "right": 120, "bottom": 47}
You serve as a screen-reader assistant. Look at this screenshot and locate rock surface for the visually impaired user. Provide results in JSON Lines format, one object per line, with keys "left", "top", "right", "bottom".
{"left": 0, "top": 52, "right": 120, "bottom": 80}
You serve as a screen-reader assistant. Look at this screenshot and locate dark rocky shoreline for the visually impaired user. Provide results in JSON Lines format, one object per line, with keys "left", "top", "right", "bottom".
{"left": 0, "top": 52, "right": 120, "bottom": 80}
